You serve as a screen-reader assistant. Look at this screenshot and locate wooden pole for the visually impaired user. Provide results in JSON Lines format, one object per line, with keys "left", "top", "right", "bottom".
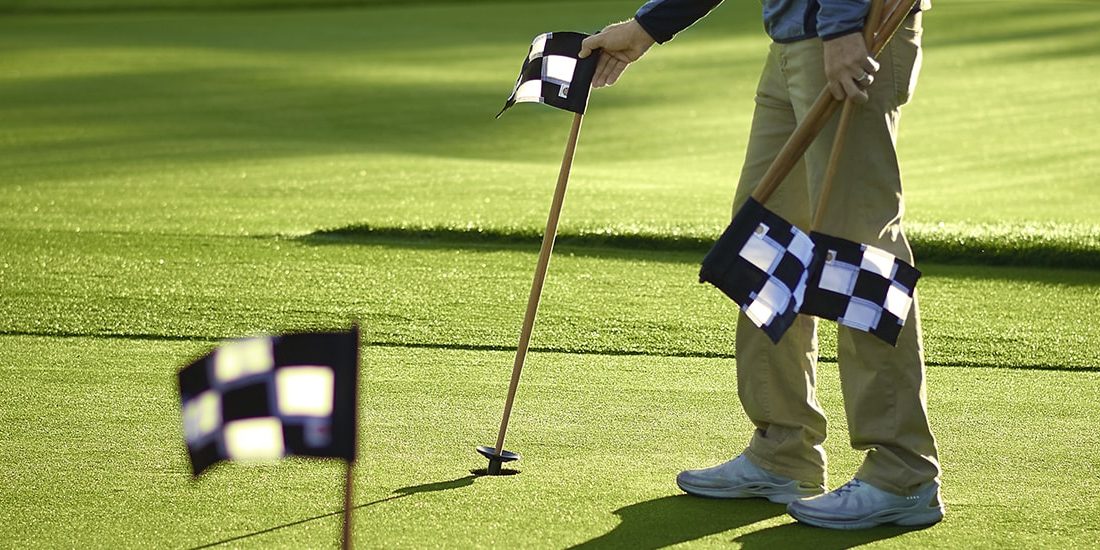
{"left": 812, "top": 0, "right": 885, "bottom": 229}
{"left": 492, "top": 112, "right": 584, "bottom": 461}
{"left": 750, "top": 0, "right": 920, "bottom": 206}
{"left": 341, "top": 459, "right": 354, "bottom": 550}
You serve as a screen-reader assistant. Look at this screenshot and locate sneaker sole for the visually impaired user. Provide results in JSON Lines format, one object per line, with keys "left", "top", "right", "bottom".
{"left": 676, "top": 478, "right": 821, "bottom": 505}
{"left": 788, "top": 503, "right": 945, "bottom": 530}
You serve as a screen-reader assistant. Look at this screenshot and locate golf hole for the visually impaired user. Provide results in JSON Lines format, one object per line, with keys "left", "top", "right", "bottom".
{"left": 470, "top": 468, "right": 520, "bottom": 477}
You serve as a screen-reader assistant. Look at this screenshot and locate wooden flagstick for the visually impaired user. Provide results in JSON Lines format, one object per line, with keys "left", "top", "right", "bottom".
{"left": 812, "top": 0, "right": 885, "bottom": 229}
{"left": 342, "top": 459, "right": 355, "bottom": 550}
{"left": 342, "top": 322, "right": 361, "bottom": 550}
{"left": 483, "top": 112, "right": 584, "bottom": 475}
{"left": 750, "top": 0, "right": 919, "bottom": 206}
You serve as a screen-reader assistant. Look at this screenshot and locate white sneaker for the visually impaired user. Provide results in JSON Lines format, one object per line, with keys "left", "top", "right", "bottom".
{"left": 676, "top": 455, "right": 825, "bottom": 504}
{"left": 787, "top": 478, "right": 945, "bottom": 529}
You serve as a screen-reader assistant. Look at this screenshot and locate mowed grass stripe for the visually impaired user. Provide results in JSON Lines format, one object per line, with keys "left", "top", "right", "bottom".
{"left": 0, "top": 1, "right": 1096, "bottom": 240}
{"left": 1, "top": 338, "right": 1097, "bottom": 547}
{"left": 2, "top": 229, "right": 1097, "bottom": 370}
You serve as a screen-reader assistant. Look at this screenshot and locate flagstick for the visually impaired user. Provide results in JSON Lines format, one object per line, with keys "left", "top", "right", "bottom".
{"left": 812, "top": 0, "right": 884, "bottom": 229}
{"left": 750, "top": 0, "right": 918, "bottom": 206}
{"left": 341, "top": 459, "right": 355, "bottom": 550}
{"left": 486, "top": 112, "right": 584, "bottom": 474}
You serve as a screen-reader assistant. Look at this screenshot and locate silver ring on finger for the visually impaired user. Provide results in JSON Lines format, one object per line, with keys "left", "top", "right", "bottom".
{"left": 855, "top": 71, "right": 873, "bottom": 88}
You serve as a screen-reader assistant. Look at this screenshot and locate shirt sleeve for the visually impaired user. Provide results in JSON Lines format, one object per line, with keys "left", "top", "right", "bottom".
{"left": 634, "top": 0, "right": 724, "bottom": 44}
{"left": 817, "top": 0, "right": 870, "bottom": 40}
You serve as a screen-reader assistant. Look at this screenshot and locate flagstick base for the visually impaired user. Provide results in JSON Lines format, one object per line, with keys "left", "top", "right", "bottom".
{"left": 476, "top": 445, "right": 521, "bottom": 476}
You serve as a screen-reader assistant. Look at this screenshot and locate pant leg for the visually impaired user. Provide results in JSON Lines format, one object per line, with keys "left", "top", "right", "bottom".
{"left": 733, "top": 42, "right": 828, "bottom": 486}
{"left": 780, "top": 14, "right": 941, "bottom": 495}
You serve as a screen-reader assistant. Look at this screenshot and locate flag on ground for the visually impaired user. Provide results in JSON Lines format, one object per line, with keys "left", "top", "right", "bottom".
{"left": 178, "top": 329, "right": 359, "bottom": 477}
{"left": 700, "top": 197, "right": 815, "bottom": 343}
{"left": 801, "top": 232, "right": 920, "bottom": 345}
{"left": 497, "top": 31, "right": 598, "bottom": 118}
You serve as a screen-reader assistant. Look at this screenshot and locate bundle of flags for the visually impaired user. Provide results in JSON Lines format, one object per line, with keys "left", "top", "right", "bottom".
{"left": 498, "top": 31, "right": 598, "bottom": 117}
{"left": 701, "top": 213, "right": 920, "bottom": 346}
{"left": 699, "top": 198, "right": 815, "bottom": 343}
{"left": 178, "top": 329, "right": 360, "bottom": 476}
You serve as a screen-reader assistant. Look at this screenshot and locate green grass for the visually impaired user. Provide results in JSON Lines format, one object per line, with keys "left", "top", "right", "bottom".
{"left": 3, "top": 338, "right": 1099, "bottom": 547}
{"left": 3, "top": 229, "right": 1099, "bottom": 369}
{"left": 0, "top": 1, "right": 1097, "bottom": 260}
{"left": 2, "top": 1, "right": 1099, "bottom": 547}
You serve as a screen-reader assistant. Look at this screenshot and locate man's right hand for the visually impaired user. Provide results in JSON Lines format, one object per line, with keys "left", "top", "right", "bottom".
{"left": 579, "top": 19, "right": 656, "bottom": 88}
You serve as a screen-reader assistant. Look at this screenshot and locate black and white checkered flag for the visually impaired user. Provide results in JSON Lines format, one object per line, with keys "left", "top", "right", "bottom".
{"left": 700, "top": 198, "right": 815, "bottom": 343}
{"left": 497, "top": 31, "right": 598, "bottom": 118}
{"left": 178, "top": 329, "right": 359, "bottom": 476}
{"left": 801, "top": 233, "right": 920, "bottom": 345}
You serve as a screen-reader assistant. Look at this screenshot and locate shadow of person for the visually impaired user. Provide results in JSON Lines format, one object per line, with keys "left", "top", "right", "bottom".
{"left": 569, "top": 495, "right": 786, "bottom": 549}
{"left": 190, "top": 474, "right": 477, "bottom": 549}
{"left": 733, "top": 521, "right": 933, "bottom": 549}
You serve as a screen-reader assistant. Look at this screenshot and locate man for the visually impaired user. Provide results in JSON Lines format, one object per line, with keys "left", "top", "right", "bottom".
{"left": 579, "top": 0, "right": 943, "bottom": 530}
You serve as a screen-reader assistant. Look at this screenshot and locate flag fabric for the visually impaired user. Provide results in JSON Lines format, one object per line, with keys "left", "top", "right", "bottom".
{"left": 178, "top": 329, "right": 359, "bottom": 477}
{"left": 497, "top": 31, "right": 598, "bottom": 118}
{"left": 699, "top": 198, "right": 815, "bottom": 343}
{"left": 801, "top": 232, "right": 921, "bottom": 346}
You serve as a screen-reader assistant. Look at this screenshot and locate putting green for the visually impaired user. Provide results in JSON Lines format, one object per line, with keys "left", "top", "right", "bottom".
{"left": 1, "top": 337, "right": 1098, "bottom": 548}
{"left": 2, "top": 230, "right": 1098, "bottom": 369}
{"left": 1, "top": 0, "right": 1098, "bottom": 547}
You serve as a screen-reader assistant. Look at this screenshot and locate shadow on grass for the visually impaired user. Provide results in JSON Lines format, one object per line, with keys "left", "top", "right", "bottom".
{"left": 568, "top": 495, "right": 782, "bottom": 549}
{"left": 189, "top": 475, "right": 476, "bottom": 549}
{"left": 570, "top": 495, "right": 930, "bottom": 549}
{"left": 299, "top": 224, "right": 1100, "bottom": 273}
{"left": 2, "top": 330, "right": 1097, "bottom": 372}
{"left": 732, "top": 521, "right": 933, "bottom": 549}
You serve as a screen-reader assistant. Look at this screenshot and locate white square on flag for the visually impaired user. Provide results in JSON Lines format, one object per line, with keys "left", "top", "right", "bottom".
{"left": 528, "top": 33, "right": 548, "bottom": 60}
{"left": 884, "top": 283, "right": 914, "bottom": 320}
{"left": 860, "top": 246, "right": 897, "bottom": 278}
{"left": 820, "top": 257, "right": 858, "bottom": 295}
{"left": 276, "top": 366, "right": 335, "bottom": 417}
{"left": 841, "top": 299, "right": 881, "bottom": 332}
{"left": 224, "top": 417, "right": 285, "bottom": 461}
{"left": 182, "top": 390, "right": 221, "bottom": 444}
{"left": 739, "top": 228, "right": 781, "bottom": 273}
{"left": 514, "top": 79, "right": 542, "bottom": 103}
{"left": 214, "top": 337, "right": 273, "bottom": 384}
{"left": 544, "top": 55, "right": 577, "bottom": 84}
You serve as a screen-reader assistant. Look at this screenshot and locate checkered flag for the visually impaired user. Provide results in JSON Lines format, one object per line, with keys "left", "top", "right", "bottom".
{"left": 700, "top": 198, "right": 815, "bottom": 343}
{"left": 497, "top": 31, "right": 598, "bottom": 118}
{"left": 178, "top": 329, "right": 359, "bottom": 477}
{"left": 801, "top": 233, "right": 920, "bottom": 345}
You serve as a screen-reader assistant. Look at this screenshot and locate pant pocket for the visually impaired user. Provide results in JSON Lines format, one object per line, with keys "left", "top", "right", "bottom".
{"left": 891, "top": 14, "right": 924, "bottom": 106}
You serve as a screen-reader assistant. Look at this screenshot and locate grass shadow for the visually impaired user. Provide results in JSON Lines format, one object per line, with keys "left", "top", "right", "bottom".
{"left": 570, "top": 494, "right": 934, "bottom": 549}
{"left": 189, "top": 474, "right": 476, "bottom": 549}
{"left": 568, "top": 495, "right": 783, "bottom": 549}
{"left": 732, "top": 521, "right": 934, "bottom": 549}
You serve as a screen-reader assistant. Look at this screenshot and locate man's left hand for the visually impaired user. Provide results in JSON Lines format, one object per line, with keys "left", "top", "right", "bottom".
{"left": 823, "top": 32, "right": 880, "bottom": 104}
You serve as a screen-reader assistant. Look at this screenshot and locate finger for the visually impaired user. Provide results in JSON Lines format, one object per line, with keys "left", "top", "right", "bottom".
{"left": 604, "top": 59, "right": 629, "bottom": 86}
{"left": 593, "top": 55, "right": 614, "bottom": 88}
{"left": 828, "top": 80, "right": 846, "bottom": 101}
{"left": 840, "top": 78, "right": 868, "bottom": 103}
{"left": 579, "top": 35, "right": 603, "bottom": 59}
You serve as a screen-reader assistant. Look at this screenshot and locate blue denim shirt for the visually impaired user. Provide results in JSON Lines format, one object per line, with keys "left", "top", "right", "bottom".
{"left": 635, "top": 0, "right": 930, "bottom": 44}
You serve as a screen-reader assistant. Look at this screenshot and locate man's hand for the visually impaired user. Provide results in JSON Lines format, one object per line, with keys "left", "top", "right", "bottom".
{"left": 823, "top": 32, "right": 880, "bottom": 104}
{"left": 579, "top": 19, "right": 656, "bottom": 88}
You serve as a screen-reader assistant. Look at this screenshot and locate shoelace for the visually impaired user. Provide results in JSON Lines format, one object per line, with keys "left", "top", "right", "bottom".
{"left": 833, "top": 479, "right": 864, "bottom": 495}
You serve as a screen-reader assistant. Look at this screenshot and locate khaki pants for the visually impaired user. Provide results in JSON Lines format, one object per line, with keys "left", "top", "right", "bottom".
{"left": 731, "top": 14, "right": 941, "bottom": 495}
